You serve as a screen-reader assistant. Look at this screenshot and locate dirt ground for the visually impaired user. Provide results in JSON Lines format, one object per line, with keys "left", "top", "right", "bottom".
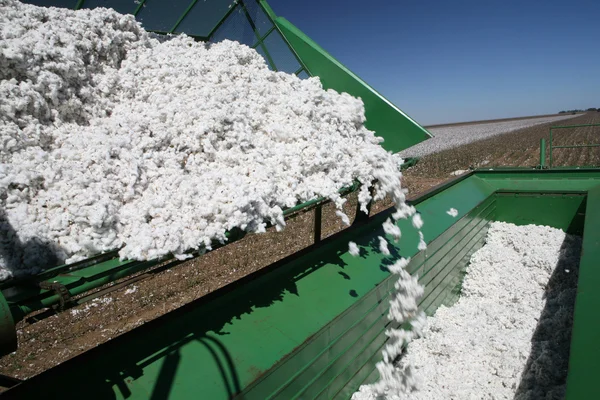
{"left": 1, "top": 112, "right": 598, "bottom": 381}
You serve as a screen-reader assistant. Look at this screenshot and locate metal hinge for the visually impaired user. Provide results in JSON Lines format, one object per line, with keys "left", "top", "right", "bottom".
{"left": 38, "top": 281, "right": 73, "bottom": 311}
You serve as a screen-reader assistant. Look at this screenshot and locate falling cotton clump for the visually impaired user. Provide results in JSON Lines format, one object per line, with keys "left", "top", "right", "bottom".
{"left": 447, "top": 208, "right": 458, "bottom": 217}
{"left": 0, "top": 0, "right": 409, "bottom": 279}
{"left": 348, "top": 241, "right": 360, "bottom": 257}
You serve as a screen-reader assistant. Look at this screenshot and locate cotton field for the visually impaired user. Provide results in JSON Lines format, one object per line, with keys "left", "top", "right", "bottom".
{"left": 401, "top": 115, "right": 577, "bottom": 158}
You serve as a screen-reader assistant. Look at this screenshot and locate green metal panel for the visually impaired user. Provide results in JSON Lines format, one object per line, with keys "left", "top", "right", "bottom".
{"left": 273, "top": 17, "right": 432, "bottom": 154}
{"left": 565, "top": 185, "right": 600, "bottom": 400}
{"left": 475, "top": 169, "right": 600, "bottom": 192}
{"left": 494, "top": 192, "right": 586, "bottom": 235}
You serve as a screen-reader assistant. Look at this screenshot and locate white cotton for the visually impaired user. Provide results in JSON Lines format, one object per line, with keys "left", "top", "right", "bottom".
{"left": 336, "top": 210, "right": 351, "bottom": 226}
{"left": 417, "top": 231, "right": 427, "bottom": 251}
{"left": 391, "top": 203, "right": 416, "bottom": 221}
{"left": 69, "top": 296, "right": 113, "bottom": 316}
{"left": 450, "top": 169, "right": 468, "bottom": 176}
{"left": 446, "top": 208, "right": 458, "bottom": 217}
{"left": 411, "top": 213, "right": 423, "bottom": 229}
{"left": 378, "top": 236, "right": 390, "bottom": 256}
{"left": 383, "top": 218, "right": 401, "bottom": 242}
{"left": 348, "top": 241, "right": 360, "bottom": 257}
{"left": 124, "top": 285, "right": 138, "bottom": 295}
{"left": 0, "top": 0, "right": 409, "bottom": 279}
{"left": 354, "top": 222, "right": 581, "bottom": 400}
{"left": 387, "top": 257, "right": 411, "bottom": 275}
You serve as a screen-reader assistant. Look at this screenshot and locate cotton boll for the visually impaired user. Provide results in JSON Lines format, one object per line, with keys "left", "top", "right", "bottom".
{"left": 383, "top": 218, "right": 401, "bottom": 242}
{"left": 174, "top": 253, "right": 192, "bottom": 261}
{"left": 387, "top": 257, "right": 410, "bottom": 274}
{"left": 378, "top": 236, "right": 390, "bottom": 256}
{"left": 417, "top": 231, "right": 427, "bottom": 251}
{"left": 336, "top": 210, "right": 350, "bottom": 226}
{"left": 358, "top": 254, "right": 424, "bottom": 399}
{"left": 411, "top": 213, "right": 423, "bottom": 229}
{"left": 447, "top": 208, "right": 458, "bottom": 217}
{"left": 348, "top": 241, "right": 359, "bottom": 257}
{"left": 392, "top": 203, "right": 416, "bottom": 221}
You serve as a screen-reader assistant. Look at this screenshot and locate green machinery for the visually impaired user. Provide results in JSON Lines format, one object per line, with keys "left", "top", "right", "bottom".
{"left": 1, "top": 1, "right": 599, "bottom": 399}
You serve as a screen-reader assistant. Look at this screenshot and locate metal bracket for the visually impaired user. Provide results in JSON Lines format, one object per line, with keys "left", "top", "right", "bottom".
{"left": 38, "top": 281, "right": 73, "bottom": 311}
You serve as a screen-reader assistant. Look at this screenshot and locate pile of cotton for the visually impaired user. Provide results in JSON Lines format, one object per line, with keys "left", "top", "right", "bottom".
{"left": 0, "top": 0, "right": 411, "bottom": 280}
{"left": 353, "top": 222, "right": 581, "bottom": 399}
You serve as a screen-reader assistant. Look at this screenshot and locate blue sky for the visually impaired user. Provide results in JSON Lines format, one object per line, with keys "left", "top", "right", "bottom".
{"left": 269, "top": 0, "right": 600, "bottom": 125}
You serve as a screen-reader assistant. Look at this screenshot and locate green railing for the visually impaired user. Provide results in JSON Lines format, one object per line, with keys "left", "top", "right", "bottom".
{"left": 549, "top": 124, "right": 600, "bottom": 167}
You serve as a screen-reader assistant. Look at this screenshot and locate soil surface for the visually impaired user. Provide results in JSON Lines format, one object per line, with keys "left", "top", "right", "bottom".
{"left": 1, "top": 112, "right": 598, "bottom": 381}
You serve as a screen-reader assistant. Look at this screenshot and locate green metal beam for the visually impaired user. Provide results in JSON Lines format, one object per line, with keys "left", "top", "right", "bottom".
{"left": 566, "top": 185, "right": 600, "bottom": 399}
{"left": 552, "top": 144, "right": 600, "bottom": 149}
{"left": 133, "top": 0, "right": 146, "bottom": 16}
{"left": 239, "top": 1, "right": 277, "bottom": 71}
{"left": 251, "top": 26, "right": 276, "bottom": 48}
{"left": 206, "top": 1, "right": 240, "bottom": 39}
{"left": 170, "top": 0, "right": 200, "bottom": 33}
{"left": 550, "top": 123, "right": 600, "bottom": 130}
{"left": 539, "top": 138, "right": 546, "bottom": 168}
{"left": 273, "top": 17, "right": 432, "bottom": 153}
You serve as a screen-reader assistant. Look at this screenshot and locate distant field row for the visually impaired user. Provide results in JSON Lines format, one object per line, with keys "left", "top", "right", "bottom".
{"left": 401, "top": 114, "right": 579, "bottom": 158}
{"left": 422, "top": 113, "right": 578, "bottom": 129}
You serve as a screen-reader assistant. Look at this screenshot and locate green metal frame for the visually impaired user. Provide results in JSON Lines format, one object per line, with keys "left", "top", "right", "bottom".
{"left": 539, "top": 138, "right": 547, "bottom": 168}
{"left": 566, "top": 184, "right": 600, "bottom": 399}
{"left": 548, "top": 123, "right": 600, "bottom": 167}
